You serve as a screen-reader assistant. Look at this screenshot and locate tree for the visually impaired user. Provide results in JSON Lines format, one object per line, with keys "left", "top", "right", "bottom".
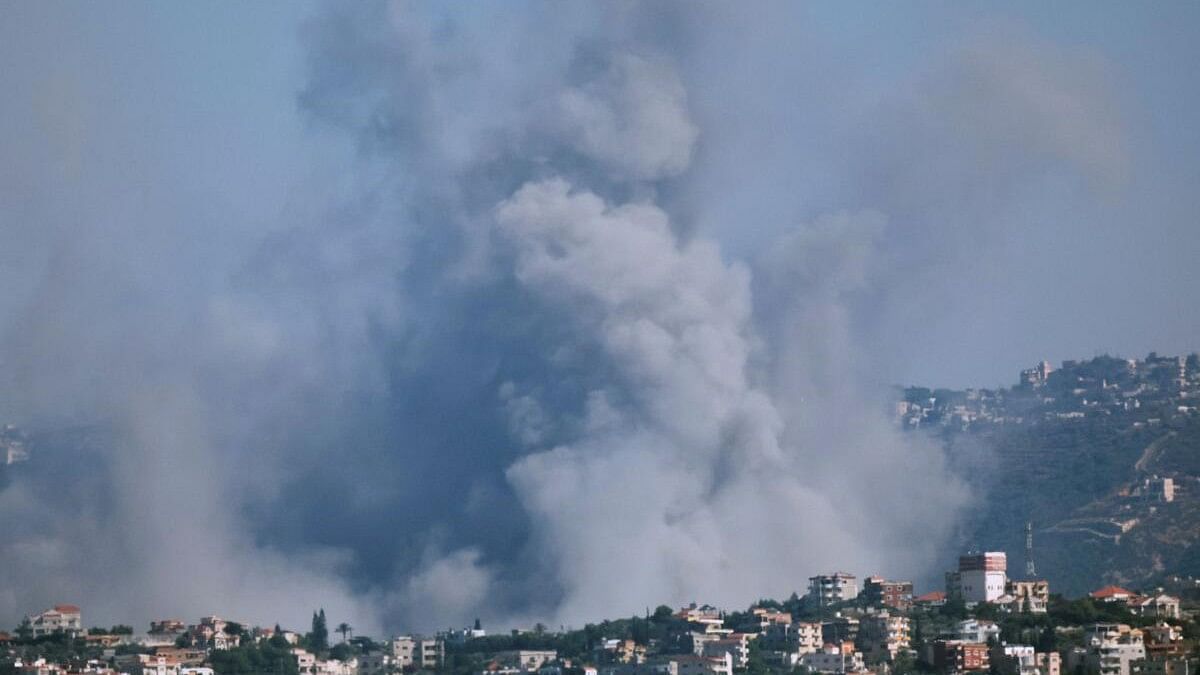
{"left": 224, "top": 622, "right": 244, "bottom": 638}
{"left": 308, "top": 609, "right": 329, "bottom": 653}
{"left": 15, "top": 618, "right": 32, "bottom": 642}
{"left": 652, "top": 606, "right": 674, "bottom": 622}
{"left": 336, "top": 623, "right": 352, "bottom": 644}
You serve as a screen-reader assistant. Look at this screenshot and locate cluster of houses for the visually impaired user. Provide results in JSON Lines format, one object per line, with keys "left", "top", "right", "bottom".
{"left": 897, "top": 354, "right": 1200, "bottom": 430}
{"left": 2, "top": 551, "right": 1193, "bottom": 675}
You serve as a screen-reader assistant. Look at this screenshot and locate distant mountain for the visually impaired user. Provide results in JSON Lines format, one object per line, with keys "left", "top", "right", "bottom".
{"left": 901, "top": 352, "right": 1200, "bottom": 596}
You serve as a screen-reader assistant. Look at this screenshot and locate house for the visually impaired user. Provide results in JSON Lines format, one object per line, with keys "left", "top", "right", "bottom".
{"left": 1089, "top": 586, "right": 1135, "bottom": 603}
{"left": 700, "top": 634, "right": 752, "bottom": 669}
{"left": 671, "top": 653, "right": 732, "bottom": 675}
{"left": 28, "top": 605, "right": 82, "bottom": 638}
{"left": 1126, "top": 594, "right": 1181, "bottom": 620}
{"left": 915, "top": 591, "right": 947, "bottom": 607}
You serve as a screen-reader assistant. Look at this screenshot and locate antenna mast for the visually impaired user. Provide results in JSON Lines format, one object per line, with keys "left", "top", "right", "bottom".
{"left": 1025, "top": 521, "right": 1036, "bottom": 577}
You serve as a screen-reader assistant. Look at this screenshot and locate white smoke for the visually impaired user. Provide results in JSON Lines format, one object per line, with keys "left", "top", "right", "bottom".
{"left": 0, "top": 0, "right": 1136, "bottom": 634}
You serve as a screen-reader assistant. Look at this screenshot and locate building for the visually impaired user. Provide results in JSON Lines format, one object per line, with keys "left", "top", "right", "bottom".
{"left": 1075, "top": 624, "right": 1145, "bottom": 675}
{"left": 1139, "top": 658, "right": 1191, "bottom": 675}
{"left": 392, "top": 636, "right": 446, "bottom": 670}
{"left": 672, "top": 653, "right": 732, "bottom": 675}
{"left": 946, "top": 553, "right": 1007, "bottom": 604}
{"left": 750, "top": 608, "right": 792, "bottom": 630}
{"left": 701, "top": 634, "right": 752, "bottom": 669}
{"left": 292, "top": 649, "right": 317, "bottom": 675}
{"left": 28, "top": 605, "right": 82, "bottom": 638}
{"left": 1144, "top": 622, "right": 1185, "bottom": 659}
{"left": 915, "top": 591, "right": 947, "bottom": 607}
{"left": 799, "top": 644, "right": 864, "bottom": 674}
{"left": 1003, "top": 580, "right": 1049, "bottom": 613}
{"left": 495, "top": 651, "right": 558, "bottom": 672}
{"left": 357, "top": 652, "right": 392, "bottom": 675}
{"left": 856, "top": 613, "right": 910, "bottom": 664}
{"left": 990, "top": 644, "right": 1037, "bottom": 675}
{"left": 1090, "top": 586, "right": 1135, "bottom": 603}
{"left": 821, "top": 616, "right": 859, "bottom": 646}
{"left": 1033, "top": 652, "right": 1061, "bottom": 675}
{"left": 598, "top": 639, "right": 647, "bottom": 665}
{"left": 862, "top": 577, "right": 914, "bottom": 611}
{"left": 809, "top": 574, "right": 859, "bottom": 606}
{"left": 1127, "top": 594, "right": 1181, "bottom": 620}
{"left": 955, "top": 620, "right": 1000, "bottom": 645}
{"left": 932, "top": 641, "right": 989, "bottom": 673}
{"left": 763, "top": 621, "right": 822, "bottom": 655}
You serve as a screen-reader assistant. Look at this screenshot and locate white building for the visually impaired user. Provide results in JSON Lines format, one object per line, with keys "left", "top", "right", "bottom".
{"left": 29, "top": 605, "right": 82, "bottom": 638}
{"left": 946, "top": 553, "right": 1008, "bottom": 604}
{"left": 799, "top": 645, "right": 865, "bottom": 674}
{"left": 1076, "top": 624, "right": 1145, "bottom": 675}
{"left": 956, "top": 620, "right": 1001, "bottom": 645}
{"left": 392, "top": 636, "right": 445, "bottom": 670}
{"left": 809, "top": 574, "right": 859, "bottom": 606}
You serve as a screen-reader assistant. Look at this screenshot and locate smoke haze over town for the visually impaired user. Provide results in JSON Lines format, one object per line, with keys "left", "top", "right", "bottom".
{"left": 1, "top": 1, "right": 1199, "bottom": 638}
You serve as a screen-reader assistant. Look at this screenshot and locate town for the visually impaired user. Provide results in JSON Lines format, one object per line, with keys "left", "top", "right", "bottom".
{"left": 3, "top": 551, "right": 1197, "bottom": 675}
{"left": 895, "top": 353, "right": 1200, "bottom": 432}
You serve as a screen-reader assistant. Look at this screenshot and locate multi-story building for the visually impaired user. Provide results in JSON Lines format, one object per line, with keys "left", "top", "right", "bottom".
{"left": 672, "top": 653, "right": 732, "bottom": 675}
{"left": 955, "top": 620, "right": 1000, "bottom": 645}
{"left": 292, "top": 649, "right": 316, "bottom": 675}
{"left": 946, "top": 553, "right": 1007, "bottom": 604}
{"left": 809, "top": 574, "right": 859, "bottom": 606}
{"left": 1004, "top": 580, "right": 1049, "bottom": 613}
{"left": 1127, "top": 594, "right": 1181, "bottom": 620}
{"left": 1033, "top": 652, "right": 1061, "bottom": 675}
{"left": 763, "top": 621, "right": 823, "bottom": 655}
{"left": 799, "top": 643, "right": 864, "bottom": 674}
{"left": 932, "top": 641, "right": 989, "bottom": 673}
{"left": 29, "top": 605, "right": 82, "bottom": 638}
{"left": 856, "top": 613, "right": 910, "bottom": 664}
{"left": 392, "top": 636, "right": 446, "bottom": 670}
{"left": 862, "top": 577, "right": 914, "bottom": 611}
{"left": 822, "top": 616, "right": 859, "bottom": 646}
{"left": 357, "top": 651, "right": 391, "bottom": 675}
{"left": 990, "top": 644, "right": 1037, "bottom": 675}
{"left": 701, "top": 634, "right": 752, "bottom": 669}
{"left": 1075, "top": 624, "right": 1146, "bottom": 675}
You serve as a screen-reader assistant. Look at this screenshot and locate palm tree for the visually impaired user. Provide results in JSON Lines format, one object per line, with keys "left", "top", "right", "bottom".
{"left": 336, "top": 622, "right": 352, "bottom": 643}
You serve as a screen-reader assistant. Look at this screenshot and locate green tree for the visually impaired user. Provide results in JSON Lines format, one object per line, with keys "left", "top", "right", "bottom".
{"left": 309, "top": 609, "right": 329, "bottom": 653}
{"left": 336, "top": 623, "right": 352, "bottom": 644}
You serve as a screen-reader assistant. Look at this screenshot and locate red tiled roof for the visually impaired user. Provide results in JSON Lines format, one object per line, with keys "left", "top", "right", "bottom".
{"left": 1090, "top": 586, "right": 1133, "bottom": 599}
{"left": 915, "top": 591, "right": 946, "bottom": 602}
{"left": 54, "top": 604, "right": 81, "bottom": 613}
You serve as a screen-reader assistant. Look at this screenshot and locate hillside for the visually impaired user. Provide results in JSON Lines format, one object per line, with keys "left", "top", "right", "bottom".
{"left": 902, "top": 352, "right": 1200, "bottom": 595}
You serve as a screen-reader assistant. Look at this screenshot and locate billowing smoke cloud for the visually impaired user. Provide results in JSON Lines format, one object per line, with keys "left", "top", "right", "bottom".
{"left": 0, "top": 0, "right": 1135, "bottom": 634}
